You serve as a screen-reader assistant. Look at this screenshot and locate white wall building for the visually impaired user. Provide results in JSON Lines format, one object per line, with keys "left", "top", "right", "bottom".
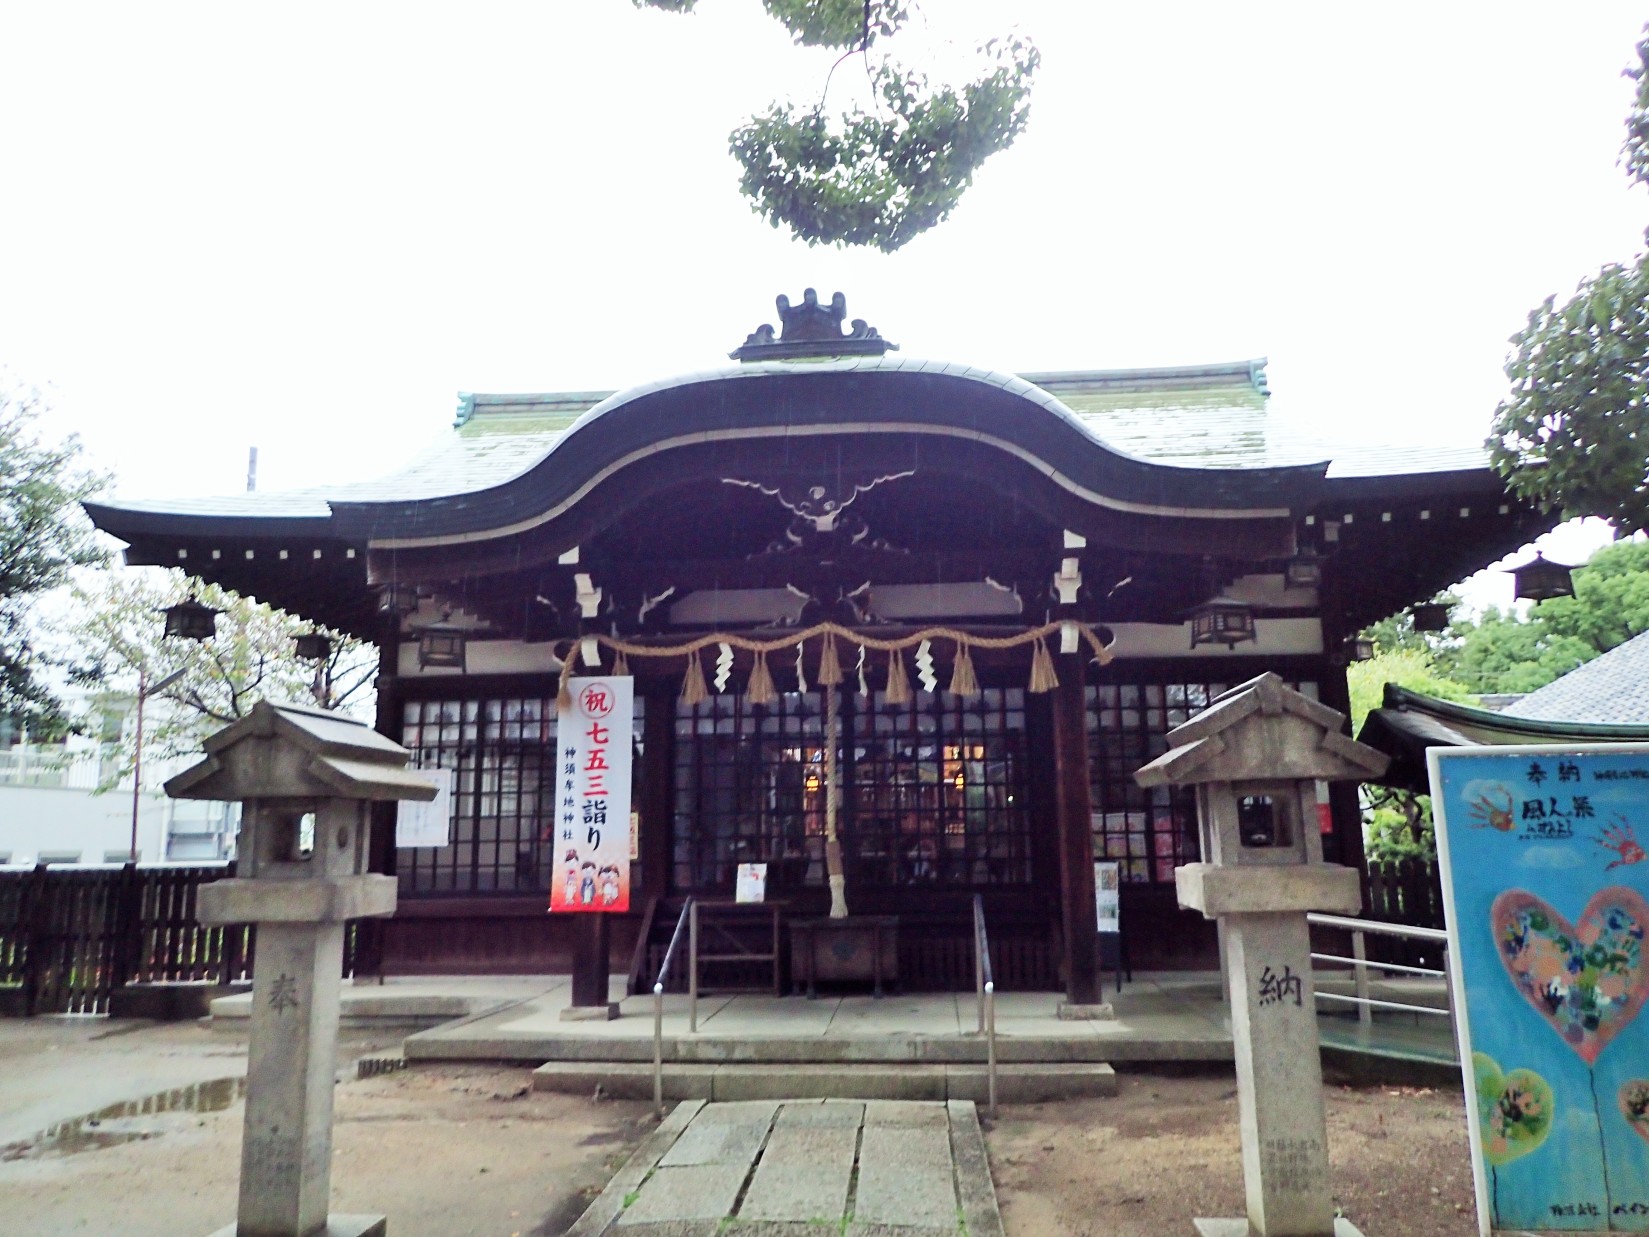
{"left": 0, "top": 707, "right": 236, "bottom": 867}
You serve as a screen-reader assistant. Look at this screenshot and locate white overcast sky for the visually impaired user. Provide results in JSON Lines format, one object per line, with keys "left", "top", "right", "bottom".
{"left": 4, "top": 2, "right": 1645, "bottom": 606}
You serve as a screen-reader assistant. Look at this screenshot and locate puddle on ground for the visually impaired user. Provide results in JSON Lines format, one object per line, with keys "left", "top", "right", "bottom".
{"left": 1, "top": 1077, "right": 247, "bottom": 1160}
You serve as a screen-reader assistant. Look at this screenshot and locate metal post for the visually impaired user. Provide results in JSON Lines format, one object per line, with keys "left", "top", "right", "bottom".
{"left": 653, "top": 983, "right": 664, "bottom": 1117}
{"left": 985, "top": 980, "right": 997, "bottom": 1119}
{"left": 688, "top": 899, "right": 700, "bottom": 1034}
{"left": 1442, "top": 943, "right": 1459, "bottom": 1048}
{"left": 130, "top": 666, "right": 147, "bottom": 863}
{"left": 975, "top": 922, "right": 985, "bottom": 1035}
{"left": 1352, "top": 929, "right": 1372, "bottom": 1027}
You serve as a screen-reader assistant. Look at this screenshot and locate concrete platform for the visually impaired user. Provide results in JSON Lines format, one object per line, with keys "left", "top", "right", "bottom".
{"left": 532, "top": 1060, "right": 1119, "bottom": 1102}
{"left": 209, "top": 974, "right": 558, "bottom": 1030}
{"left": 403, "top": 974, "right": 1238, "bottom": 1066}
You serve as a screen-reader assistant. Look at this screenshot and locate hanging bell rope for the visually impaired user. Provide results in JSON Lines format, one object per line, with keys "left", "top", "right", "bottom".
{"left": 816, "top": 631, "right": 844, "bottom": 686}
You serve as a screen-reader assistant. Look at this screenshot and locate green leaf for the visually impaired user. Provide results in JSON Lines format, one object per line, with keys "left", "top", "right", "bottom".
{"left": 729, "top": 38, "right": 1040, "bottom": 251}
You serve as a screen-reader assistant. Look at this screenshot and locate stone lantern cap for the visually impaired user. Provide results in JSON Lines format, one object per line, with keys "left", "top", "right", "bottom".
{"left": 165, "top": 699, "right": 437, "bottom": 803}
{"left": 1135, "top": 672, "right": 1389, "bottom": 788}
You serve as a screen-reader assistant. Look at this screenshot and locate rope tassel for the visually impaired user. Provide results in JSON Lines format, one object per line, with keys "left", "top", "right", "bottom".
{"left": 612, "top": 648, "right": 630, "bottom": 677}
{"left": 746, "top": 649, "right": 777, "bottom": 706}
{"left": 817, "top": 633, "right": 844, "bottom": 686}
{"left": 949, "top": 640, "right": 980, "bottom": 697}
{"left": 1028, "top": 637, "right": 1060, "bottom": 694}
{"left": 680, "top": 648, "right": 709, "bottom": 707}
{"left": 885, "top": 647, "right": 912, "bottom": 705}
{"left": 556, "top": 641, "right": 581, "bottom": 712}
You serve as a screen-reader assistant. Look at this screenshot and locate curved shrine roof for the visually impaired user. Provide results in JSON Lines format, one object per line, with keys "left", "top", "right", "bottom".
{"left": 85, "top": 355, "right": 1498, "bottom": 545}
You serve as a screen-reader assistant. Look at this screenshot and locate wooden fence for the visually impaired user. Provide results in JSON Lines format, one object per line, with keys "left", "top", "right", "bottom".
{"left": 1359, "top": 856, "right": 1446, "bottom": 968}
{"left": 0, "top": 863, "right": 360, "bottom": 1017}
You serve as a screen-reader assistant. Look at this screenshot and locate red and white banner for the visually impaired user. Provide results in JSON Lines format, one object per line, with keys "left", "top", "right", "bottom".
{"left": 548, "top": 677, "right": 633, "bottom": 913}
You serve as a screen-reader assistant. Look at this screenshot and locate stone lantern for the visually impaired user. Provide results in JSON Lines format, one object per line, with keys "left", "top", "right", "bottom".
{"left": 167, "top": 700, "right": 437, "bottom": 1237}
{"left": 1135, "top": 673, "right": 1388, "bottom": 1237}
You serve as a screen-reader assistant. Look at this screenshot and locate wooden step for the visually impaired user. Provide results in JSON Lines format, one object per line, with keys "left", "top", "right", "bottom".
{"left": 531, "top": 1060, "right": 1117, "bottom": 1104}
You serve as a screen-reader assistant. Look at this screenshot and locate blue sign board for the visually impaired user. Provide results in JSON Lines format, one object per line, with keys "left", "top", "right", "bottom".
{"left": 1431, "top": 745, "right": 1649, "bottom": 1234}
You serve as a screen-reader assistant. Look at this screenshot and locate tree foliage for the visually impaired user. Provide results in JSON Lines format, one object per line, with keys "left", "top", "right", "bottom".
{"left": 0, "top": 379, "right": 108, "bottom": 733}
{"left": 1489, "top": 29, "right": 1649, "bottom": 532}
{"left": 1346, "top": 650, "right": 1474, "bottom": 866}
{"left": 635, "top": 0, "right": 1039, "bottom": 251}
{"left": 1434, "top": 538, "right": 1649, "bottom": 694}
{"left": 62, "top": 569, "right": 376, "bottom": 782}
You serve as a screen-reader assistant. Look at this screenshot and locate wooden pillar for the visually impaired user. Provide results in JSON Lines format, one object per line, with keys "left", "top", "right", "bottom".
{"left": 569, "top": 912, "right": 611, "bottom": 1008}
{"left": 1051, "top": 652, "right": 1103, "bottom": 1008}
{"left": 639, "top": 682, "right": 674, "bottom": 896}
{"left": 359, "top": 619, "right": 404, "bottom": 981}
{"left": 1313, "top": 662, "right": 1368, "bottom": 877}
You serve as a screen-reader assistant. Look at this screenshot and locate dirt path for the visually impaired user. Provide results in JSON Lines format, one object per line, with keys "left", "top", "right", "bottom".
{"left": 0, "top": 1019, "right": 1485, "bottom": 1236}
{"left": 0, "top": 1017, "right": 653, "bottom": 1237}
{"left": 986, "top": 1071, "right": 1480, "bottom": 1236}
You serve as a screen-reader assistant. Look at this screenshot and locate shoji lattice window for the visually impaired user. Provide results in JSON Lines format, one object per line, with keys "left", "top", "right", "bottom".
{"left": 672, "top": 687, "right": 1031, "bottom": 894}
{"left": 1086, "top": 678, "right": 1316, "bottom": 885}
{"left": 398, "top": 694, "right": 643, "bottom": 896}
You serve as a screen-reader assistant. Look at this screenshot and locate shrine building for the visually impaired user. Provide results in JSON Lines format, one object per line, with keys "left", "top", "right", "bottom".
{"left": 84, "top": 293, "right": 1548, "bottom": 1007}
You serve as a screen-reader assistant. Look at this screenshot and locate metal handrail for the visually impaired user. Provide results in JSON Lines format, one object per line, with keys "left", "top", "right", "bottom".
{"left": 1305, "top": 913, "right": 1455, "bottom": 1045}
{"left": 1308, "top": 912, "right": 1447, "bottom": 943}
{"left": 972, "top": 895, "right": 997, "bottom": 1119}
{"left": 652, "top": 898, "right": 693, "bottom": 1117}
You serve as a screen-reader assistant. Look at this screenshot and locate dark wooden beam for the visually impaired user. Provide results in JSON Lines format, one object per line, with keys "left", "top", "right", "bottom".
{"left": 569, "top": 913, "right": 612, "bottom": 1009}
{"left": 639, "top": 682, "right": 674, "bottom": 897}
{"left": 1051, "top": 651, "right": 1102, "bottom": 1007}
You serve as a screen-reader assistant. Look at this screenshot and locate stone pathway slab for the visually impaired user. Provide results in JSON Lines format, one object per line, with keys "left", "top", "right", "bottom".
{"left": 854, "top": 1125, "right": 956, "bottom": 1227}
{"left": 737, "top": 1125, "right": 857, "bottom": 1221}
{"left": 618, "top": 1164, "right": 750, "bottom": 1225}
{"left": 574, "top": 1097, "right": 1001, "bottom": 1236}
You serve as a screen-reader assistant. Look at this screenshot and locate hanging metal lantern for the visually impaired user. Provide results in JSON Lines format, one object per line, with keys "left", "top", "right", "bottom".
{"left": 1341, "top": 635, "right": 1376, "bottom": 663}
{"left": 1512, "top": 553, "right": 1575, "bottom": 602}
{"left": 376, "top": 583, "right": 419, "bottom": 617}
{"left": 1284, "top": 549, "right": 1324, "bottom": 589}
{"left": 416, "top": 625, "right": 467, "bottom": 670}
{"left": 161, "top": 596, "right": 221, "bottom": 642}
{"left": 1410, "top": 602, "right": 1450, "bottom": 632}
{"left": 1188, "top": 596, "right": 1257, "bottom": 649}
{"left": 293, "top": 632, "right": 332, "bottom": 662}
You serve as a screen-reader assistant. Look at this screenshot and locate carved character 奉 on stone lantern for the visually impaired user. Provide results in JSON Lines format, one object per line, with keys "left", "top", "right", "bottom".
{"left": 166, "top": 700, "right": 437, "bottom": 1237}
{"left": 1135, "top": 673, "right": 1389, "bottom": 1237}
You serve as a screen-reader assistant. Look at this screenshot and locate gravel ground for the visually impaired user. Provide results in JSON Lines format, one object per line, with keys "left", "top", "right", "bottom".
{"left": 0, "top": 1018, "right": 1483, "bottom": 1236}
{"left": 987, "top": 1070, "right": 1480, "bottom": 1237}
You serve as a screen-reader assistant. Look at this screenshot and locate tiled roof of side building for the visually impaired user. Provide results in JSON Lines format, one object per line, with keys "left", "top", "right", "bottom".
{"left": 91, "top": 356, "right": 1491, "bottom": 520}
{"left": 1500, "top": 630, "right": 1649, "bottom": 725}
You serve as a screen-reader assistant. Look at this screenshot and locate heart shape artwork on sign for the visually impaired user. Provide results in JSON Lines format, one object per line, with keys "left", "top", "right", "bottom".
{"left": 1492, "top": 886, "right": 1649, "bottom": 1066}
{"left": 1472, "top": 1052, "right": 1554, "bottom": 1166}
{"left": 1623, "top": 1080, "right": 1649, "bottom": 1145}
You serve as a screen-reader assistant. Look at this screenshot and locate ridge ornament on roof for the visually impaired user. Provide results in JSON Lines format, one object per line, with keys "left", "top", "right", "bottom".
{"left": 730, "top": 289, "right": 898, "bottom": 362}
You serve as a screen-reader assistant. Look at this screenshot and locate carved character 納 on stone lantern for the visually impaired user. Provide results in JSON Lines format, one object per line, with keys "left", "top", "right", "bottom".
{"left": 1135, "top": 673, "right": 1389, "bottom": 1237}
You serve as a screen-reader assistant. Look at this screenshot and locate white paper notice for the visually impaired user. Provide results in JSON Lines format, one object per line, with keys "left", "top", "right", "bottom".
{"left": 735, "top": 863, "right": 768, "bottom": 904}
{"left": 396, "top": 767, "right": 453, "bottom": 848}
